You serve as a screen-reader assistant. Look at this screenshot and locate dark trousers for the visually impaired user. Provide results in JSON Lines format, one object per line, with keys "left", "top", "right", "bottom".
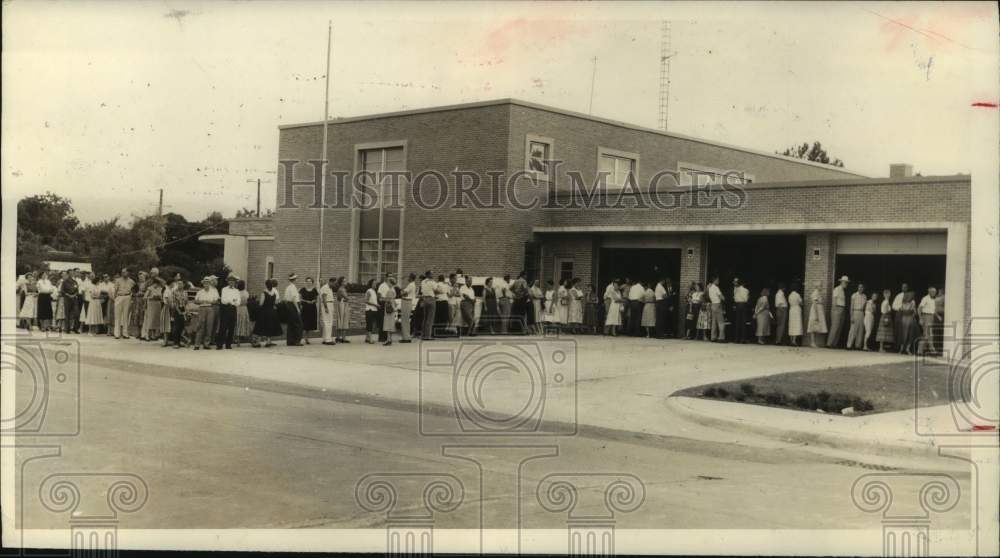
{"left": 285, "top": 304, "right": 303, "bottom": 345}
{"left": 434, "top": 301, "right": 450, "bottom": 336}
{"left": 62, "top": 297, "right": 79, "bottom": 332}
{"left": 654, "top": 300, "right": 667, "bottom": 338}
{"left": 733, "top": 302, "right": 748, "bottom": 343}
{"left": 170, "top": 310, "right": 185, "bottom": 346}
{"left": 629, "top": 300, "right": 643, "bottom": 336}
{"left": 665, "top": 305, "right": 676, "bottom": 338}
{"left": 216, "top": 305, "right": 237, "bottom": 348}
{"left": 421, "top": 297, "right": 436, "bottom": 339}
{"left": 511, "top": 299, "right": 528, "bottom": 334}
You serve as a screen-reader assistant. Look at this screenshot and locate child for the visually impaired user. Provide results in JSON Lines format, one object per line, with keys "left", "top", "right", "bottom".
{"left": 696, "top": 289, "right": 711, "bottom": 340}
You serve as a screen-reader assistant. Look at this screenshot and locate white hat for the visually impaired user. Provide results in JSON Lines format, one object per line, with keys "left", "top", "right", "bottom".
{"left": 839, "top": 275, "right": 850, "bottom": 282}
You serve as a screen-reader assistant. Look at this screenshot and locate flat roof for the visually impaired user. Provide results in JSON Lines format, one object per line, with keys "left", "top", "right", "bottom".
{"left": 279, "top": 98, "right": 869, "bottom": 178}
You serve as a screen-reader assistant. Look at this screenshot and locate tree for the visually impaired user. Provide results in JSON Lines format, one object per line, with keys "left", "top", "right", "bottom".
{"left": 17, "top": 193, "right": 79, "bottom": 247}
{"left": 778, "top": 141, "right": 844, "bottom": 167}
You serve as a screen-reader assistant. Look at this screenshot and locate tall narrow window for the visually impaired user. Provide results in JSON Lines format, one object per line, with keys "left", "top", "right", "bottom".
{"left": 358, "top": 146, "right": 405, "bottom": 285}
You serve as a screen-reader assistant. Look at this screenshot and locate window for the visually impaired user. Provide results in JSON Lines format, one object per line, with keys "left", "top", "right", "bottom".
{"left": 265, "top": 257, "right": 274, "bottom": 280}
{"left": 597, "top": 148, "right": 638, "bottom": 188}
{"left": 525, "top": 134, "right": 554, "bottom": 180}
{"left": 357, "top": 145, "right": 405, "bottom": 285}
{"left": 554, "top": 257, "right": 575, "bottom": 284}
{"left": 678, "top": 162, "right": 754, "bottom": 186}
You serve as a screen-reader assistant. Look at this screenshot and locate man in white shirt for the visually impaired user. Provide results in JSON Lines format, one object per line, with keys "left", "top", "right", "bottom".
{"left": 378, "top": 274, "right": 397, "bottom": 345}
{"left": 217, "top": 275, "right": 241, "bottom": 350}
{"left": 495, "top": 275, "right": 512, "bottom": 334}
{"left": 459, "top": 276, "right": 477, "bottom": 337}
{"left": 398, "top": 273, "right": 416, "bottom": 343}
{"left": 284, "top": 274, "right": 304, "bottom": 346}
{"left": 826, "top": 275, "right": 850, "bottom": 348}
{"left": 654, "top": 279, "right": 667, "bottom": 339}
{"left": 773, "top": 283, "right": 788, "bottom": 345}
{"left": 891, "top": 282, "right": 909, "bottom": 348}
{"left": 419, "top": 271, "right": 437, "bottom": 340}
{"left": 318, "top": 277, "right": 337, "bottom": 345}
{"left": 918, "top": 286, "right": 939, "bottom": 355}
{"left": 732, "top": 278, "right": 750, "bottom": 343}
{"left": 707, "top": 276, "right": 726, "bottom": 342}
{"left": 627, "top": 280, "right": 646, "bottom": 336}
{"left": 845, "top": 283, "right": 867, "bottom": 350}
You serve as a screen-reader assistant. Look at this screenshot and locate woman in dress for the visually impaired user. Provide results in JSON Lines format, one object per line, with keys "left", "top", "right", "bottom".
{"left": 481, "top": 277, "right": 500, "bottom": 335}
{"left": 685, "top": 282, "right": 700, "bottom": 340}
{"left": 876, "top": 288, "right": 895, "bottom": 352}
{"left": 252, "top": 279, "right": 282, "bottom": 347}
{"left": 131, "top": 271, "right": 148, "bottom": 339}
{"left": 754, "top": 287, "right": 772, "bottom": 344}
{"left": 18, "top": 272, "right": 38, "bottom": 330}
{"left": 806, "top": 281, "right": 828, "bottom": 348}
{"left": 555, "top": 279, "right": 570, "bottom": 330}
{"left": 36, "top": 271, "right": 55, "bottom": 332}
{"left": 582, "top": 285, "right": 600, "bottom": 335}
{"left": 640, "top": 283, "right": 656, "bottom": 338}
{"left": 603, "top": 279, "right": 623, "bottom": 336}
{"left": 234, "top": 279, "right": 252, "bottom": 346}
{"left": 144, "top": 277, "right": 164, "bottom": 341}
{"left": 335, "top": 277, "right": 351, "bottom": 343}
{"left": 529, "top": 280, "right": 544, "bottom": 335}
{"left": 567, "top": 278, "right": 584, "bottom": 333}
{"left": 696, "top": 285, "right": 712, "bottom": 341}
{"left": 53, "top": 271, "right": 66, "bottom": 332}
{"left": 898, "top": 290, "right": 918, "bottom": 355}
{"left": 299, "top": 277, "right": 319, "bottom": 345}
{"left": 159, "top": 275, "right": 177, "bottom": 346}
{"left": 787, "top": 285, "right": 803, "bottom": 347}
{"left": 85, "top": 277, "right": 106, "bottom": 334}
{"left": 863, "top": 291, "right": 878, "bottom": 351}
{"left": 542, "top": 280, "right": 558, "bottom": 328}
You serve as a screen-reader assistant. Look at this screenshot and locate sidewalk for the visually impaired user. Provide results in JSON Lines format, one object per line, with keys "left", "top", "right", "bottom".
{"left": 42, "top": 331, "right": 965, "bottom": 468}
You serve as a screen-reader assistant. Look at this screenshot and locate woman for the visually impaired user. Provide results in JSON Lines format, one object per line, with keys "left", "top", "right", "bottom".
{"left": 529, "top": 280, "right": 544, "bottom": 335}
{"left": 641, "top": 283, "right": 656, "bottom": 338}
{"left": 567, "top": 278, "right": 584, "bottom": 333}
{"left": 685, "top": 282, "right": 700, "bottom": 340}
{"left": 252, "top": 279, "right": 282, "bottom": 347}
{"left": 603, "top": 279, "right": 623, "bottom": 336}
{"left": 364, "top": 279, "right": 379, "bottom": 344}
{"left": 432, "top": 275, "right": 450, "bottom": 336}
{"left": 482, "top": 277, "right": 500, "bottom": 335}
{"left": 898, "top": 290, "right": 918, "bottom": 355}
{"left": 159, "top": 276, "right": 176, "bottom": 346}
{"left": 806, "top": 281, "right": 828, "bottom": 348}
{"left": 99, "top": 274, "right": 114, "bottom": 336}
{"left": 787, "top": 285, "right": 803, "bottom": 347}
{"left": 556, "top": 279, "right": 570, "bottom": 329}
{"left": 381, "top": 278, "right": 398, "bottom": 346}
{"left": 447, "top": 274, "right": 462, "bottom": 335}
{"left": 234, "top": 279, "right": 252, "bottom": 346}
{"left": 53, "top": 271, "right": 67, "bottom": 332}
{"left": 299, "top": 277, "right": 319, "bottom": 345}
{"left": 541, "top": 280, "right": 558, "bottom": 327}
{"left": 18, "top": 272, "right": 38, "bottom": 330}
{"left": 36, "top": 271, "right": 55, "bottom": 332}
{"left": 876, "top": 288, "right": 895, "bottom": 352}
{"left": 696, "top": 285, "right": 711, "bottom": 341}
{"left": 85, "top": 276, "right": 105, "bottom": 334}
{"left": 335, "top": 277, "right": 351, "bottom": 343}
{"left": 144, "top": 277, "right": 164, "bottom": 341}
{"left": 131, "top": 271, "right": 148, "bottom": 339}
{"left": 583, "top": 285, "right": 600, "bottom": 335}
{"left": 754, "top": 287, "right": 772, "bottom": 344}
{"left": 863, "top": 291, "right": 878, "bottom": 351}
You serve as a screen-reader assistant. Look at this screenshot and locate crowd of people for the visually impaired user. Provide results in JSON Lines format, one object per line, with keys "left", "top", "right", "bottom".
{"left": 14, "top": 266, "right": 946, "bottom": 356}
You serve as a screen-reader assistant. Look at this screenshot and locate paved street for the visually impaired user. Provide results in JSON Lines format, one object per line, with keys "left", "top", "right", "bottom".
{"left": 12, "top": 342, "right": 972, "bottom": 531}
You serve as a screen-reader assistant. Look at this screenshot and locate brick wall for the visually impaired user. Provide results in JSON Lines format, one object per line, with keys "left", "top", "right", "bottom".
{"left": 229, "top": 218, "right": 274, "bottom": 237}
{"left": 246, "top": 239, "right": 274, "bottom": 292}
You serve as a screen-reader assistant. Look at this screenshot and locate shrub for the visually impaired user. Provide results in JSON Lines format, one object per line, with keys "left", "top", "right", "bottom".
{"left": 702, "top": 387, "right": 719, "bottom": 398}
{"left": 740, "top": 383, "right": 756, "bottom": 396}
{"left": 852, "top": 398, "right": 875, "bottom": 412}
{"left": 826, "top": 392, "right": 854, "bottom": 413}
{"left": 816, "top": 391, "right": 831, "bottom": 404}
{"left": 716, "top": 387, "right": 730, "bottom": 399}
{"left": 763, "top": 391, "right": 787, "bottom": 406}
{"left": 734, "top": 393, "right": 746, "bottom": 402}
{"left": 794, "top": 393, "right": 818, "bottom": 410}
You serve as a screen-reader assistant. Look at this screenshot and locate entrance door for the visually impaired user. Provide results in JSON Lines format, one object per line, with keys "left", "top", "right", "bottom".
{"left": 553, "top": 257, "right": 575, "bottom": 285}
{"left": 597, "top": 248, "right": 681, "bottom": 291}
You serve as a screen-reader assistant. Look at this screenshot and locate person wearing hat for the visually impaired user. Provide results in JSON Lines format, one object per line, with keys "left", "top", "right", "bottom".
{"left": 193, "top": 276, "right": 220, "bottom": 350}
{"left": 284, "top": 273, "right": 304, "bottom": 346}
{"left": 826, "top": 275, "right": 850, "bottom": 348}
{"left": 216, "top": 274, "right": 240, "bottom": 350}
{"left": 845, "top": 282, "right": 867, "bottom": 350}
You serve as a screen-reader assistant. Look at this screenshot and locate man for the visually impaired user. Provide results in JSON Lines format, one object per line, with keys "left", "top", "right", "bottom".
{"left": 460, "top": 276, "right": 477, "bottom": 337}
{"left": 318, "top": 277, "right": 337, "bottom": 345}
{"left": 732, "top": 278, "right": 750, "bottom": 343}
{"left": 826, "top": 275, "right": 850, "bottom": 348}
{"left": 419, "top": 271, "right": 437, "bottom": 340}
{"left": 664, "top": 278, "right": 677, "bottom": 338}
{"left": 167, "top": 275, "right": 188, "bottom": 348}
{"left": 113, "top": 268, "right": 135, "bottom": 339}
{"left": 496, "top": 274, "right": 512, "bottom": 334}
{"left": 397, "top": 274, "right": 414, "bottom": 343}
{"left": 511, "top": 271, "right": 530, "bottom": 334}
{"left": 918, "top": 286, "right": 939, "bottom": 355}
{"left": 772, "top": 283, "right": 788, "bottom": 345}
{"left": 891, "top": 282, "right": 909, "bottom": 348}
{"left": 934, "top": 287, "right": 946, "bottom": 355}
{"left": 845, "top": 283, "right": 867, "bottom": 350}
{"left": 707, "top": 276, "right": 726, "bottom": 342}
{"left": 284, "top": 274, "right": 304, "bottom": 346}
{"left": 627, "top": 279, "right": 645, "bottom": 336}
{"left": 216, "top": 275, "right": 240, "bottom": 350}
{"left": 378, "top": 274, "right": 397, "bottom": 346}
{"left": 654, "top": 278, "right": 667, "bottom": 339}
{"left": 60, "top": 269, "right": 80, "bottom": 333}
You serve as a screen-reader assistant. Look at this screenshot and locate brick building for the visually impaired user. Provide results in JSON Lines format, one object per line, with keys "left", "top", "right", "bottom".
{"left": 247, "top": 99, "right": 970, "bottom": 347}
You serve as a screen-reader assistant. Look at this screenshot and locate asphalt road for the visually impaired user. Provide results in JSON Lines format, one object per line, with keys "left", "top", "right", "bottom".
{"left": 12, "top": 358, "right": 973, "bottom": 531}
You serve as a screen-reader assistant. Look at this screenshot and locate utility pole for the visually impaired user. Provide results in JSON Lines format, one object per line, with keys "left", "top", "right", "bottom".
{"left": 246, "top": 178, "right": 272, "bottom": 217}
{"left": 316, "top": 20, "right": 332, "bottom": 281}
{"left": 157, "top": 188, "right": 163, "bottom": 217}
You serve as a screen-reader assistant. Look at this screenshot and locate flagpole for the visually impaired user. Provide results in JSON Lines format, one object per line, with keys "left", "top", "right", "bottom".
{"left": 317, "top": 20, "right": 332, "bottom": 282}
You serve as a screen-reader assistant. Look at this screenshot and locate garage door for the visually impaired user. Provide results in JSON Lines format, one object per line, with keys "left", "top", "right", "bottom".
{"left": 836, "top": 233, "right": 946, "bottom": 255}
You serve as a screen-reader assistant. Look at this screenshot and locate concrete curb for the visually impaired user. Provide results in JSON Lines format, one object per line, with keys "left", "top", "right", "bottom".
{"left": 665, "top": 395, "right": 960, "bottom": 465}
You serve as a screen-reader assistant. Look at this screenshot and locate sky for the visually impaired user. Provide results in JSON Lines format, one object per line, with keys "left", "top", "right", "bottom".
{"left": 3, "top": 1, "right": 997, "bottom": 224}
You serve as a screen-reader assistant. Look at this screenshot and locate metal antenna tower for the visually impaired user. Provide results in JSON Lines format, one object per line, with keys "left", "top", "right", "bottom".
{"left": 658, "top": 20, "right": 673, "bottom": 131}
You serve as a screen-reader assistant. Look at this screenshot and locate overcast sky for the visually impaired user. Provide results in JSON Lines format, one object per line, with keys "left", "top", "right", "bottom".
{"left": 3, "top": 1, "right": 997, "bottom": 224}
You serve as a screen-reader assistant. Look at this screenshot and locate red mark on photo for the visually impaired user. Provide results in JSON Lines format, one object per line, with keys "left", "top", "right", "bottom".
{"left": 971, "top": 102, "right": 997, "bottom": 108}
